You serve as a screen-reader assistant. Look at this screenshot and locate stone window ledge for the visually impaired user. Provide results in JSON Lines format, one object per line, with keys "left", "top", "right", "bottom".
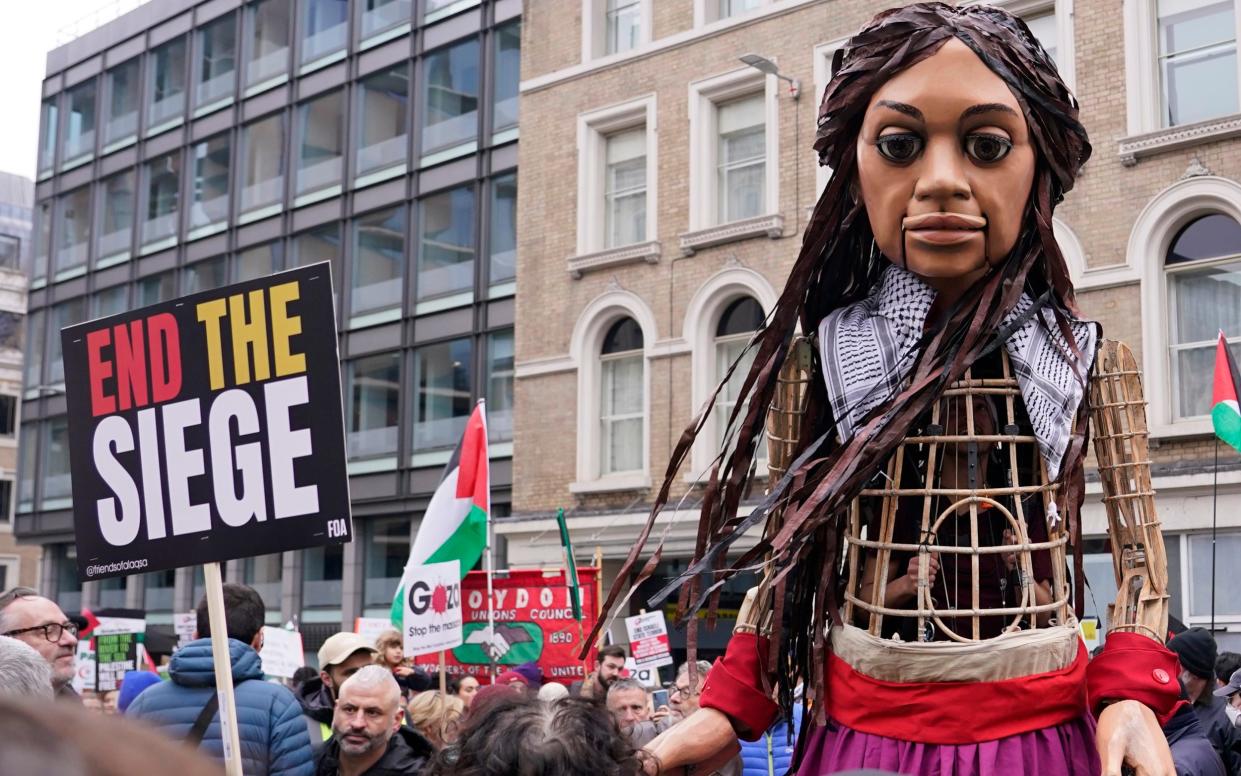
{"left": 568, "top": 474, "right": 651, "bottom": 494}
{"left": 567, "top": 240, "right": 661, "bottom": 279}
{"left": 678, "top": 214, "right": 783, "bottom": 256}
{"left": 1119, "top": 113, "right": 1241, "bottom": 166}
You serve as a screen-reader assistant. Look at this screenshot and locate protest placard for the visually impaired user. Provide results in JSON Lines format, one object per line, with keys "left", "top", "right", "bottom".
{"left": 60, "top": 263, "right": 351, "bottom": 582}
{"left": 95, "top": 630, "right": 139, "bottom": 692}
{"left": 259, "top": 626, "right": 305, "bottom": 679}
{"left": 354, "top": 617, "right": 392, "bottom": 645}
{"left": 73, "top": 640, "right": 96, "bottom": 693}
{"left": 174, "top": 612, "right": 197, "bottom": 648}
{"left": 624, "top": 611, "right": 673, "bottom": 669}
{"left": 402, "top": 561, "right": 463, "bottom": 657}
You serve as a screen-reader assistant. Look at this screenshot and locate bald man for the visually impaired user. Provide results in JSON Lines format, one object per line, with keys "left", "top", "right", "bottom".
{"left": 0, "top": 588, "right": 80, "bottom": 700}
{"left": 317, "top": 665, "right": 433, "bottom": 776}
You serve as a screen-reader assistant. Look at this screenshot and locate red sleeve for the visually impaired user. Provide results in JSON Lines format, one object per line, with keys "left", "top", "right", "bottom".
{"left": 698, "top": 631, "right": 781, "bottom": 741}
{"left": 1085, "top": 631, "right": 1185, "bottom": 725}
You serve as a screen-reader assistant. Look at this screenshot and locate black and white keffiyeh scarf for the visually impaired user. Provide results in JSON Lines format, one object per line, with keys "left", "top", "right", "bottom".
{"left": 817, "top": 265, "right": 1099, "bottom": 480}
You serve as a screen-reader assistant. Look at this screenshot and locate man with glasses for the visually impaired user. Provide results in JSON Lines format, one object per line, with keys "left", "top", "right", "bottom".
{"left": 0, "top": 587, "right": 81, "bottom": 700}
{"left": 665, "top": 660, "right": 742, "bottom": 776}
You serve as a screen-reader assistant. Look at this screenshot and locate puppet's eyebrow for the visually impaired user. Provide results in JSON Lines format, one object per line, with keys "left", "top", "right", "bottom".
{"left": 960, "top": 102, "right": 1020, "bottom": 120}
{"left": 875, "top": 100, "right": 923, "bottom": 121}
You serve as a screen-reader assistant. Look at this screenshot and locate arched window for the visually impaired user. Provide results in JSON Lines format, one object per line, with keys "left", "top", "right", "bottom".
{"left": 600, "top": 317, "right": 644, "bottom": 475}
{"left": 1167, "top": 213, "right": 1241, "bottom": 419}
{"left": 714, "top": 297, "right": 765, "bottom": 461}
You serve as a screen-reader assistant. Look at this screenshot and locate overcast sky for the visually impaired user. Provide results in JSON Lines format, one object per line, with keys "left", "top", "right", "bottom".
{"left": 0, "top": 1, "right": 125, "bottom": 182}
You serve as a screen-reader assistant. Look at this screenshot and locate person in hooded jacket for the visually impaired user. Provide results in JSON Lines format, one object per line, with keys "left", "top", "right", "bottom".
{"left": 298, "top": 632, "right": 381, "bottom": 753}
{"left": 316, "top": 665, "right": 433, "bottom": 776}
{"left": 126, "top": 584, "right": 314, "bottom": 776}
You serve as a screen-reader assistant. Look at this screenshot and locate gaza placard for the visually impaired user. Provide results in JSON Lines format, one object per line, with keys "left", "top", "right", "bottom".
{"left": 60, "top": 263, "right": 351, "bottom": 582}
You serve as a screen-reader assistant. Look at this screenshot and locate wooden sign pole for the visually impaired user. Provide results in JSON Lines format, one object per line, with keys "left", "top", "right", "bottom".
{"left": 438, "top": 650, "right": 447, "bottom": 694}
{"left": 203, "top": 562, "right": 244, "bottom": 776}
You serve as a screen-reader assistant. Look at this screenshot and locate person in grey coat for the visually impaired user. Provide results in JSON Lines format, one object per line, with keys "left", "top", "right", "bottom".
{"left": 127, "top": 583, "right": 314, "bottom": 776}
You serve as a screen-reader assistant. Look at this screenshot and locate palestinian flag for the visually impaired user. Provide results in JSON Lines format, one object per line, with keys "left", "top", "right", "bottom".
{"left": 391, "top": 403, "right": 489, "bottom": 627}
{"left": 1212, "top": 332, "right": 1241, "bottom": 454}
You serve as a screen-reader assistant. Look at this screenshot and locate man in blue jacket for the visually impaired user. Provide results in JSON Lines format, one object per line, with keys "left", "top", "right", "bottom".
{"left": 127, "top": 583, "right": 314, "bottom": 776}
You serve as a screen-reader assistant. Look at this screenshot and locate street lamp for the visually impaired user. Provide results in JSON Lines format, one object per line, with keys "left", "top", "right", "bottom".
{"left": 739, "top": 54, "right": 800, "bottom": 100}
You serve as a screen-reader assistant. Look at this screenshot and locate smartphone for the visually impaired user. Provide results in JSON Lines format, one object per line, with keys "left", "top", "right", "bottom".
{"left": 651, "top": 688, "right": 669, "bottom": 708}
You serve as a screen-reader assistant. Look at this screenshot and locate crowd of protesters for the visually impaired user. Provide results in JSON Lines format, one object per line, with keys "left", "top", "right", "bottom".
{"left": 3, "top": 581, "right": 1241, "bottom": 775}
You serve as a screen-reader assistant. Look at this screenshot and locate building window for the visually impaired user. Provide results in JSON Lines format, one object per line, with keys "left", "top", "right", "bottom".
{"left": 421, "top": 38, "right": 480, "bottom": 155}
{"left": 364, "top": 518, "right": 410, "bottom": 613}
{"left": 302, "top": 543, "right": 344, "bottom": 610}
{"left": 143, "top": 570, "right": 175, "bottom": 613}
{"left": 418, "top": 185, "right": 475, "bottom": 301}
{"left": 98, "top": 575, "right": 126, "bottom": 607}
{"left": 42, "top": 417, "right": 72, "bottom": 506}
{"left": 0, "top": 313, "right": 19, "bottom": 352}
{"left": 33, "top": 202, "right": 50, "bottom": 282}
{"left": 493, "top": 23, "right": 520, "bottom": 134}
{"left": 49, "top": 298, "right": 87, "bottom": 386}
{"left": 55, "top": 187, "right": 90, "bottom": 275}
{"left": 347, "top": 352, "right": 401, "bottom": 459}
{"left": 62, "top": 80, "right": 97, "bottom": 166}
{"left": 713, "top": 297, "right": 766, "bottom": 461}
{"left": 0, "top": 481, "right": 12, "bottom": 526}
{"left": 576, "top": 97, "right": 656, "bottom": 257}
{"left": 138, "top": 271, "right": 177, "bottom": 306}
{"left": 1188, "top": 532, "right": 1241, "bottom": 620}
{"left": 712, "top": 0, "right": 762, "bottom": 22}
{"left": 413, "top": 338, "right": 473, "bottom": 451}
{"left": 356, "top": 67, "right": 408, "bottom": 178}
{"left": 1167, "top": 212, "right": 1241, "bottom": 419}
{"left": 294, "top": 223, "right": 342, "bottom": 302}
{"left": 237, "top": 241, "right": 282, "bottom": 281}
{"left": 489, "top": 172, "right": 516, "bottom": 286}
{"left": 246, "top": 0, "right": 292, "bottom": 90}
{"left": 239, "top": 555, "right": 283, "bottom": 618}
{"left": 688, "top": 68, "right": 777, "bottom": 231}
{"left": 184, "top": 256, "right": 228, "bottom": 294}
{"left": 362, "top": 0, "right": 411, "bottom": 40}
{"left": 104, "top": 59, "right": 140, "bottom": 148}
{"left": 0, "top": 235, "right": 18, "bottom": 270}
{"left": 716, "top": 94, "right": 766, "bottom": 224}
{"left": 98, "top": 172, "right": 135, "bottom": 261}
{"left": 604, "top": 128, "right": 647, "bottom": 249}
{"left": 143, "top": 152, "right": 182, "bottom": 246}
{"left": 1158, "top": 0, "right": 1238, "bottom": 126}
{"left": 196, "top": 12, "right": 237, "bottom": 110}
{"left": 599, "top": 318, "right": 644, "bottom": 475}
{"left": 38, "top": 100, "right": 57, "bottom": 175}
{"left": 56, "top": 546, "right": 83, "bottom": 614}
{"left": 1024, "top": 10, "right": 1059, "bottom": 62}
{"left": 352, "top": 207, "right": 405, "bottom": 320}
{"left": 295, "top": 91, "right": 344, "bottom": 197}
{"left": 486, "top": 329, "right": 514, "bottom": 442}
{"left": 93, "top": 285, "right": 129, "bottom": 319}
{"left": 301, "top": 0, "right": 348, "bottom": 65}
{"left": 241, "top": 114, "right": 285, "bottom": 214}
{"left": 190, "top": 135, "right": 231, "bottom": 231}
{"left": 16, "top": 424, "right": 36, "bottom": 513}
{"left": 0, "top": 395, "right": 16, "bottom": 436}
{"left": 23, "top": 310, "right": 44, "bottom": 392}
{"left": 148, "top": 37, "right": 188, "bottom": 131}
{"left": 606, "top": 0, "right": 641, "bottom": 55}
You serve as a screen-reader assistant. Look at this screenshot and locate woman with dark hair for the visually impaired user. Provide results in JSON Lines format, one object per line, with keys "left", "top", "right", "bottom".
{"left": 428, "top": 695, "right": 651, "bottom": 776}
{"left": 594, "top": 3, "right": 1182, "bottom": 775}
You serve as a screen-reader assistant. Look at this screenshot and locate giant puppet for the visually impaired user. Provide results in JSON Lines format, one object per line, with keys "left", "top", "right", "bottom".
{"left": 595, "top": 4, "right": 1184, "bottom": 775}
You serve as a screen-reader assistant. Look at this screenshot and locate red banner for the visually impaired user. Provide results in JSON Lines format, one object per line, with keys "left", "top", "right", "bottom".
{"left": 413, "top": 567, "right": 599, "bottom": 685}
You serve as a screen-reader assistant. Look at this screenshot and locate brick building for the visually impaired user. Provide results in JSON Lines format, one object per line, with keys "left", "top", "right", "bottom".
{"left": 22, "top": 0, "right": 520, "bottom": 661}
{"left": 510, "top": 0, "right": 1241, "bottom": 653}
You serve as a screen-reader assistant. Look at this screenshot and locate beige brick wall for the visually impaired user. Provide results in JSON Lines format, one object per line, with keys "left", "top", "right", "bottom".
{"left": 515, "top": 0, "right": 1241, "bottom": 516}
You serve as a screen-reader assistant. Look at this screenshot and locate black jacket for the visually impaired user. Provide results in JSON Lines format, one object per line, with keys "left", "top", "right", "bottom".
{"left": 1166, "top": 704, "right": 1226, "bottom": 776}
{"left": 296, "top": 677, "right": 336, "bottom": 754}
{"left": 1192, "top": 695, "right": 1241, "bottom": 776}
{"left": 314, "top": 725, "right": 433, "bottom": 776}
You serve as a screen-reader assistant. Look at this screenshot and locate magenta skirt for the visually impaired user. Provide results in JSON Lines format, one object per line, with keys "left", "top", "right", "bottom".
{"left": 796, "top": 714, "right": 1099, "bottom": 775}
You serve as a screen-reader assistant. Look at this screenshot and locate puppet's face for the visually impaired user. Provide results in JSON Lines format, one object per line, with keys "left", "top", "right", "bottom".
{"left": 856, "top": 38, "right": 1035, "bottom": 299}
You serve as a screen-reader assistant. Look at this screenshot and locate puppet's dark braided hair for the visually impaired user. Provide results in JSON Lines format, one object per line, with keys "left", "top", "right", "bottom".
{"left": 584, "top": 1, "right": 1092, "bottom": 744}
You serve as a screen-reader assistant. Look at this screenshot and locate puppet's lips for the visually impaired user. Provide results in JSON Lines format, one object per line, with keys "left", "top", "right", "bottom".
{"left": 903, "top": 213, "right": 986, "bottom": 231}
{"left": 907, "top": 229, "right": 982, "bottom": 246}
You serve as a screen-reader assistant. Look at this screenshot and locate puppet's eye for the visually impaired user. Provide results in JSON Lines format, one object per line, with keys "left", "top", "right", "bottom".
{"left": 875, "top": 133, "right": 922, "bottom": 163}
{"left": 964, "top": 133, "right": 1012, "bottom": 163}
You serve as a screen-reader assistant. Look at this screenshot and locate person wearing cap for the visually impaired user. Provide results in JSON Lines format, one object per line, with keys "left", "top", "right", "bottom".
{"left": 297, "top": 632, "right": 380, "bottom": 754}
{"left": 1170, "top": 627, "right": 1241, "bottom": 775}
{"left": 1217, "top": 668, "right": 1241, "bottom": 729}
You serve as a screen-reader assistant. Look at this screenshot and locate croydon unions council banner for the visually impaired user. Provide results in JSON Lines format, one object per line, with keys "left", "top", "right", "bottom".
{"left": 60, "top": 263, "right": 351, "bottom": 582}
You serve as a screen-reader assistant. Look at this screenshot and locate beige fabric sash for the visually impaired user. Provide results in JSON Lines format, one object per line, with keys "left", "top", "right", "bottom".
{"left": 830, "top": 622, "right": 1081, "bottom": 683}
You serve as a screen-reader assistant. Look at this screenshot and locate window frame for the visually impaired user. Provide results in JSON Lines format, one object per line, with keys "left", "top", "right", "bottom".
{"left": 693, "top": 0, "right": 768, "bottom": 27}
{"left": 581, "top": 0, "right": 652, "bottom": 62}
{"left": 294, "top": 89, "right": 346, "bottom": 203}
{"left": 103, "top": 58, "right": 141, "bottom": 152}
{"left": 687, "top": 67, "right": 779, "bottom": 231}
{"left": 575, "top": 95, "right": 658, "bottom": 257}
{"left": 193, "top": 11, "right": 239, "bottom": 115}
